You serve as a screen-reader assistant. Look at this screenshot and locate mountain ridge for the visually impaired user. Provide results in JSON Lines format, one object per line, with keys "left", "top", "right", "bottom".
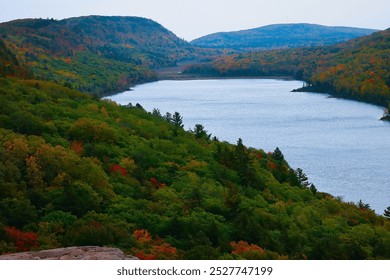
{"left": 191, "top": 23, "right": 379, "bottom": 51}
{"left": 185, "top": 29, "right": 390, "bottom": 110}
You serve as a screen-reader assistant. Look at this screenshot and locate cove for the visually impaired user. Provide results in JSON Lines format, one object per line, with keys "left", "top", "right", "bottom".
{"left": 107, "top": 79, "right": 390, "bottom": 214}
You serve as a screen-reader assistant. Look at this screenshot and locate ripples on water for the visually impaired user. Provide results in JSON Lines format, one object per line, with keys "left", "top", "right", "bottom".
{"left": 107, "top": 79, "right": 390, "bottom": 214}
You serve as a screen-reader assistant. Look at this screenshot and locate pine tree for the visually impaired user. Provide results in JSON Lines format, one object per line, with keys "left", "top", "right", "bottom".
{"left": 384, "top": 206, "right": 390, "bottom": 218}
{"left": 272, "top": 147, "right": 284, "bottom": 162}
{"left": 172, "top": 112, "right": 183, "bottom": 128}
{"left": 294, "top": 168, "right": 310, "bottom": 188}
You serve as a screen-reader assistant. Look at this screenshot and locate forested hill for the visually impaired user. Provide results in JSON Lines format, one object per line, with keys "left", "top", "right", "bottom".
{"left": 0, "top": 77, "right": 389, "bottom": 260}
{"left": 0, "top": 17, "right": 390, "bottom": 260}
{"left": 191, "top": 23, "right": 378, "bottom": 51}
{"left": 185, "top": 29, "right": 390, "bottom": 110}
{"left": 0, "top": 16, "right": 201, "bottom": 95}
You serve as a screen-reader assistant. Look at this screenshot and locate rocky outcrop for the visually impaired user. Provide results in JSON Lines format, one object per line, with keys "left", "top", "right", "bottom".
{"left": 0, "top": 246, "right": 138, "bottom": 260}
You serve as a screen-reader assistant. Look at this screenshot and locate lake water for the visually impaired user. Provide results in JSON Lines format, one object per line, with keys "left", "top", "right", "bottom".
{"left": 107, "top": 79, "right": 390, "bottom": 214}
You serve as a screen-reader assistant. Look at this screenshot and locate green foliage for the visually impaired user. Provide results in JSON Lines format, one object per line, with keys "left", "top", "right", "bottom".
{"left": 191, "top": 23, "right": 376, "bottom": 51}
{"left": 384, "top": 206, "right": 390, "bottom": 218}
{"left": 0, "top": 77, "right": 389, "bottom": 259}
{"left": 186, "top": 29, "right": 390, "bottom": 107}
{"left": 0, "top": 16, "right": 203, "bottom": 96}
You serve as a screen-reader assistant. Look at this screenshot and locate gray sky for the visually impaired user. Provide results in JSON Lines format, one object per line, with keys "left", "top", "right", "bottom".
{"left": 1, "top": 0, "right": 389, "bottom": 41}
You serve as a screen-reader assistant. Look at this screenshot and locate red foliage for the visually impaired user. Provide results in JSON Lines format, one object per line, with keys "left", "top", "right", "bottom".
{"left": 257, "top": 153, "right": 263, "bottom": 159}
{"left": 152, "top": 243, "right": 177, "bottom": 257}
{"left": 5, "top": 226, "right": 39, "bottom": 252}
{"left": 230, "top": 240, "right": 264, "bottom": 255}
{"left": 71, "top": 140, "right": 84, "bottom": 155}
{"left": 267, "top": 161, "right": 277, "bottom": 170}
{"left": 149, "top": 177, "right": 166, "bottom": 189}
{"left": 133, "top": 229, "right": 152, "bottom": 243}
{"left": 132, "top": 229, "right": 177, "bottom": 260}
{"left": 149, "top": 177, "right": 158, "bottom": 185}
{"left": 110, "top": 164, "right": 127, "bottom": 176}
{"left": 134, "top": 251, "right": 157, "bottom": 260}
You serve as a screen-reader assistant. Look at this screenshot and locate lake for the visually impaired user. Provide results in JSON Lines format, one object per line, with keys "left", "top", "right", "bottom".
{"left": 107, "top": 79, "right": 390, "bottom": 214}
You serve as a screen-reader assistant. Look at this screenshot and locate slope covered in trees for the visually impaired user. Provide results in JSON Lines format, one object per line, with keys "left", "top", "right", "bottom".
{"left": 0, "top": 77, "right": 389, "bottom": 259}
{"left": 185, "top": 29, "right": 390, "bottom": 110}
{"left": 0, "top": 16, "right": 389, "bottom": 260}
{"left": 0, "top": 16, "right": 208, "bottom": 95}
{"left": 191, "top": 23, "right": 377, "bottom": 51}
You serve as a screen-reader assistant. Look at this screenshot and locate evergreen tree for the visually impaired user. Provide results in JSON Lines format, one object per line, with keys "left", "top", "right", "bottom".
{"left": 309, "top": 183, "right": 317, "bottom": 194}
{"left": 234, "top": 138, "right": 251, "bottom": 186}
{"left": 294, "top": 168, "right": 310, "bottom": 188}
{"left": 152, "top": 108, "right": 162, "bottom": 118}
{"left": 172, "top": 112, "right": 183, "bottom": 128}
{"left": 357, "top": 199, "right": 371, "bottom": 210}
{"left": 164, "top": 112, "right": 172, "bottom": 122}
{"left": 384, "top": 206, "right": 390, "bottom": 218}
{"left": 272, "top": 147, "right": 284, "bottom": 162}
{"left": 191, "top": 124, "right": 210, "bottom": 139}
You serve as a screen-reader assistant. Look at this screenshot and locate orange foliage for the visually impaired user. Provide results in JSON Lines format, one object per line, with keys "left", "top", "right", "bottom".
{"left": 71, "top": 140, "right": 84, "bottom": 155}
{"left": 134, "top": 251, "right": 157, "bottom": 260}
{"left": 267, "top": 161, "right": 277, "bottom": 170}
{"left": 133, "top": 229, "right": 152, "bottom": 243}
{"left": 132, "top": 229, "right": 177, "bottom": 260}
{"left": 230, "top": 240, "right": 264, "bottom": 255}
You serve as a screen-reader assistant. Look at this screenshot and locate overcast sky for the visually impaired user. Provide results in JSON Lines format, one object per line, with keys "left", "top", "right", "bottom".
{"left": 1, "top": 0, "right": 389, "bottom": 41}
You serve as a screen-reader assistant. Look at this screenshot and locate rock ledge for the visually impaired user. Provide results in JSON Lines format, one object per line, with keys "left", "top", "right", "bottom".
{"left": 0, "top": 246, "right": 138, "bottom": 260}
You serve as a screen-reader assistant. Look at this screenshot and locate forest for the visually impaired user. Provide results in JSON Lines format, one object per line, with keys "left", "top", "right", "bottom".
{"left": 0, "top": 16, "right": 389, "bottom": 260}
{"left": 0, "top": 16, "right": 217, "bottom": 96}
{"left": 0, "top": 78, "right": 389, "bottom": 259}
{"left": 191, "top": 23, "right": 376, "bottom": 51}
{"left": 186, "top": 29, "right": 390, "bottom": 113}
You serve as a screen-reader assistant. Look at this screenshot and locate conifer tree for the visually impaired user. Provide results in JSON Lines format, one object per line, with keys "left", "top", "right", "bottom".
{"left": 383, "top": 206, "right": 390, "bottom": 218}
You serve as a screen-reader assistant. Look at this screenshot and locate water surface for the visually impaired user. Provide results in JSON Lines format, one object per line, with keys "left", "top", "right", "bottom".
{"left": 108, "top": 79, "right": 390, "bottom": 214}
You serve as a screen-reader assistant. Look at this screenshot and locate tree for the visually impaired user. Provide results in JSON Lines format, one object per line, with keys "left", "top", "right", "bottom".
{"left": 5, "top": 226, "right": 39, "bottom": 252}
{"left": 172, "top": 112, "right": 183, "bottom": 128}
{"left": 164, "top": 112, "right": 172, "bottom": 122}
{"left": 272, "top": 147, "right": 284, "bottom": 162}
{"left": 294, "top": 168, "right": 310, "bottom": 188}
{"left": 191, "top": 124, "right": 210, "bottom": 140}
{"left": 384, "top": 206, "right": 390, "bottom": 218}
{"left": 309, "top": 183, "right": 317, "bottom": 194}
{"left": 169, "top": 111, "right": 183, "bottom": 137}
{"left": 357, "top": 199, "right": 371, "bottom": 210}
{"left": 234, "top": 138, "right": 251, "bottom": 185}
{"left": 152, "top": 108, "right": 162, "bottom": 118}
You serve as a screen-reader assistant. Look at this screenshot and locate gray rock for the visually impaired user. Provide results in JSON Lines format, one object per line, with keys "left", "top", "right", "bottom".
{"left": 0, "top": 246, "right": 138, "bottom": 260}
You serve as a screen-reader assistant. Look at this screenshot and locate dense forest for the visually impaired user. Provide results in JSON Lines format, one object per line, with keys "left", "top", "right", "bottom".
{"left": 186, "top": 29, "right": 390, "bottom": 113}
{"left": 0, "top": 16, "right": 389, "bottom": 259}
{"left": 0, "top": 78, "right": 389, "bottom": 259}
{"left": 191, "top": 23, "right": 377, "bottom": 51}
{"left": 0, "top": 16, "right": 216, "bottom": 96}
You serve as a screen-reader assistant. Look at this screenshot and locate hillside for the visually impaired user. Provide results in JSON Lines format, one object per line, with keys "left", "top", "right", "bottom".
{"left": 191, "top": 23, "right": 378, "bottom": 51}
{"left": 185, "top": 29, "right": 390, "bottom": 111}
{"left": 0, "top": 16, "right": 389, "bottom": 260}
{"left": 0, "top": 16, "right": 202, "bottom": 95}
{"left": 0, "top": 77, "right": 389, "bottom": 260}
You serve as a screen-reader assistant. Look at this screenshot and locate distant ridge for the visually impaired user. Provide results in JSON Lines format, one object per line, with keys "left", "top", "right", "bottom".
{"left": 191, "top": 23, "right": 378, "bottom": 50}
